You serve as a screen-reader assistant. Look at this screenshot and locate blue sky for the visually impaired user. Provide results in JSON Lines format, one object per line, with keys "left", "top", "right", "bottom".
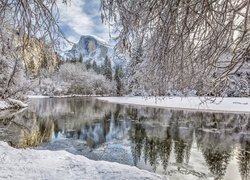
{"left": 58, "top": 0, "right": 110, "bottom": 45}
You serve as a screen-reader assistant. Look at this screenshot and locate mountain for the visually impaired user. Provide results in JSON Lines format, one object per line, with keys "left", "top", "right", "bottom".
{"left": 63, "top": 35, "right": 126, "bottom": 67}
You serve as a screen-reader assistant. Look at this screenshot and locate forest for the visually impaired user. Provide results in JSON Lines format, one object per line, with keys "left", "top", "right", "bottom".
{"left": 0, "top": 0, "right": 250, "bottom": 103}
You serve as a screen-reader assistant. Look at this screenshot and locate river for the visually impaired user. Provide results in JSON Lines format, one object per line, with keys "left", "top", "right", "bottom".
{"left": 1, "top": 97, "right": 250, "bottom": 180}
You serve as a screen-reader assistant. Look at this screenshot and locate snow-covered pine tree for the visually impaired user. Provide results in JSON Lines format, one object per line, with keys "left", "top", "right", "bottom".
{"left": 127, "top": 44, "right": 144, "bottom": 95}
{"left": 101, "top": 0, "right": 250, "bottom": 95}
{"left": 104, "top": 56, "right": 112, "bottom": 81}
{"left": 79, "top": 54, "right": 83, "bottom": 63}
{"left": 85, "top": 60, "right": 92, "bottom": 70}
{"left": 114, "top": 65, "right": 123, "bottom": 96}
{"left": 92, "top": 61, "right": 100, "bottom": 74}
{"left": 239, "top": 72, "right": 249, "bottom": 97}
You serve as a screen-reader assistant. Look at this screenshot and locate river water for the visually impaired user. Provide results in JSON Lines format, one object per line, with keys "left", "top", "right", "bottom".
{"left": 1, "top": 97, "right": 250, "bottom": 180}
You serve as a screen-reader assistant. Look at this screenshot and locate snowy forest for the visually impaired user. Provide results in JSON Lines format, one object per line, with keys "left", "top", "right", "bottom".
{"left": 1, "top": 1, "right": 250, "bottom": 180}
{"left": 0, "top": 0, "right": 250, "bottom": 103}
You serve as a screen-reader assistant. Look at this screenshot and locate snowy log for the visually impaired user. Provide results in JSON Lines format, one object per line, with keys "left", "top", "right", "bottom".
{"left": 6, "top": 98, "right": 28, "bottom": 109}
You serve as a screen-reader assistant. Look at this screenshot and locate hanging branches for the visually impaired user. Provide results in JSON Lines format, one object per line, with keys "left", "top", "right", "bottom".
{"left": 0, "top": 0, "right": 69, "bottom": 54}
{"left": 0, "top": 0, "right": 69, "bottom": 99}
{"left": 101, "top": 0, "right": 250, "bottom": 95}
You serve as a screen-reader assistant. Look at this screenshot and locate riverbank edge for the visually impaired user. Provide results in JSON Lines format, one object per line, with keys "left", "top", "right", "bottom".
{"left": 0, "top": 98, "right": 28, "bottom": 111}
{"left": 97, "top": 96, "right": 250, "bottom": 113}
{"left": 0, "top": 141, "right": 167, "bottom": 180}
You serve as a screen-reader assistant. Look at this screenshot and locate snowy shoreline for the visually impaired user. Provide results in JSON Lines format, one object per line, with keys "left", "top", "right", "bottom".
{"left": 26, "top": 95, "right": 250, "bottom": 113}
{"left": 27, "top": 94, "right": 103, "bottom": 99}
{"left": 0, "top": 142, "right": 166, "bottom": 180}
{"left": 0, "top": 99, "right": 28, "bottom": 111}
{"left": 97, "top": 96, "right": 250, "bottom": 113}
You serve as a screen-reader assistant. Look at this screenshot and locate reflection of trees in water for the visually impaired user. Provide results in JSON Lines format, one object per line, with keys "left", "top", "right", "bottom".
{"left": 202, "top": 147, "right": 231, "bottom": 180}
{"left": 128, "top": 107, "right": 249, "bottom": 176}
{"left": 238, "top": 138, "right": 250, "bottom": 180}
{"left": 0, "top": 110, "right": 54, "bottom": 148}
{"left": 196, "top": 130, "right": 232, "bottom": 180}
{"left": 58, "top": 103, "right": 130, "bottom": 149}
{"left": 37, "top": 116, "right": 54, "bottom": 144}
{"left": 103, "top": 112, "right": 111, "bottom": 142}
{"left": 158, "top": 129, "right": 172, "bottom": 171}
{"left": 131, "top": 123, "right": 146, "bottom": 166}
{"left": 129, "top": 119, "right": 193, "bottom": 173}
{"left": 8, "top": 97, "right": 250, "bottom": 178}
{"left": 171, "top": 120, "right": 194, "bottom": 168}
{"left": 172, "top": 124, "right": 186, "bottom": 166}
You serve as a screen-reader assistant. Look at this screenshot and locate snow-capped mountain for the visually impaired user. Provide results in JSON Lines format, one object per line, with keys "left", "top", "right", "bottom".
{"left": 63, "top": 35, "right": 126, "bottom": 67}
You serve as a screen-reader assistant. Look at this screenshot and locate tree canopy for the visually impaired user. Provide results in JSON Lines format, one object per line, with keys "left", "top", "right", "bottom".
{"left": 101, "top": 0, "right": 250, "bottom": 95}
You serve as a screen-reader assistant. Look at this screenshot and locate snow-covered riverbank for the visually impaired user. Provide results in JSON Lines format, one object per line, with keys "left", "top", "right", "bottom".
{"left": 0, "top": 99, "right": 28, "bottom": 111}
{"left": 0, "top": 142, "right": 166, "bottom": 180}
{"left": 98, "top": 96, "right": 250, "bottom": 113}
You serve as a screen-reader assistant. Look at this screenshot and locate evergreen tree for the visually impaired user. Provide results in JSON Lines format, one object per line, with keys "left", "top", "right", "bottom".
{"left": 79, "top": 54, "right": 83, "bottom": 63}
{"left": 239, "top": 72, "right": 249, "bottom": 97}
{"left": 238, "top": 141, "right": 250, "bottom": 180}
{"left": 114, "top": 65, "right": 123, "bottom": 96}
{"left": 104, "top": 56, "right": 112, "bottom": 81}
{"left": 71, "top": 57, "right": 77, "bottom": 63}
{"left": 127, "top": 45, "right": 144, "bottom": 95}
{"left": 92, "top": 61, "right": 99, "bottom": 73}
{"left": 85, "top": 59, "right": 92, "bottom": 70}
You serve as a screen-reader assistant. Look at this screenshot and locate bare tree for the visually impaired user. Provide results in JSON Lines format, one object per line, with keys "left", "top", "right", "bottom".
{"left": 0, "top": 0, "right": 68, "bottom": 52}
{"left": 0, "top": 0, "right": 68, "bottom": 99}
{"left": 101, "top": 0, "right": 250, "bottom": 96}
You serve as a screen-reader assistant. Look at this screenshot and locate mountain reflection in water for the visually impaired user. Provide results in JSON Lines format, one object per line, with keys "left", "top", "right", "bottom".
{"left": 1, "top": 97, "right": 250, "bottom": 180}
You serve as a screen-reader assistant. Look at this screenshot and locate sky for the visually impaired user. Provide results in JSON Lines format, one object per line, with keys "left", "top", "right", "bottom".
{"left": 58, "top": 0, "right": 110, "bottom": 46}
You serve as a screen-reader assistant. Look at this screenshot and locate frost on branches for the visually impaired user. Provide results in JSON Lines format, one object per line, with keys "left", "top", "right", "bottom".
{"left": 29, "top": 62, "right": 115, "bottom": 96}
{"left": 101, "top": 0, "right": 250, "bottom": 96}
{"left": 0, "top": 54, "right": 27, "bottom": 100}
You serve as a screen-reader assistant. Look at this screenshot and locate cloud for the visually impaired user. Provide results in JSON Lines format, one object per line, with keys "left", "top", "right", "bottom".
{"left": 58, "top": 0, "right": 109, "bottom": 44}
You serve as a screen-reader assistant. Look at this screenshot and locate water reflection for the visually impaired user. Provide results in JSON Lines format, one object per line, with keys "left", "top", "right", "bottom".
{"left": 1, "top": 97, "right": 250, "bottom": 179}
{"left": 0, "top": 109, "right": 54, "bottom": 147}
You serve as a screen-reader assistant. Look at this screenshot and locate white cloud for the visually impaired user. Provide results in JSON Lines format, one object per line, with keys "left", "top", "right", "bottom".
{"left": 58, "top": 0, "right": 110, "bottom": 43}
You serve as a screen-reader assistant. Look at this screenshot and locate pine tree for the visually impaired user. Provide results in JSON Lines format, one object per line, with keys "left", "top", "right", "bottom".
{"left": 115, "top": 65, "right": 123, "bottom": 96}
{"left": 71, "top": 57, "right": 77, "bottom": 63}
{"left": 127, "top": 45, "right": 144, "bottom": 95}
{"left": 79, "top": 54, "right": 83, "bottom": 63}
{"left": 104, "top": 56, "right": 112, "bottom": 81}
{"left": 85, "top": 59, "right": 92, "bottom": 70}
{"left": 240, "top": 72, "right": 249, "bottom": 97}
{"left": 92, "top": 61, "right": 99, "bottom": 73}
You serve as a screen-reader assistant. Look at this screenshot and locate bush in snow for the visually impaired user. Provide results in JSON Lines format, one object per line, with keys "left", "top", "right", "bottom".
{"left": 29, "top": 62, "right": 114, "bottom": 96}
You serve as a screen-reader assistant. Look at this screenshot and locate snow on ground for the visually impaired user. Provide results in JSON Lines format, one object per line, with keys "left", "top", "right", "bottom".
{"left": 27, "top": 94, "right": 102, "bottom": 99}
{"left": 0, "top": 99, "right": 27, "bottom": 111}
{"left": 98, "top": 96, "right": 250, "bottom": 113}
{"left": 0, "top": 100, "right": 9, "bottom": 110}
{"left": 27, "top": 95, "right": 51, "bottom": 99}
{"left": 7, "top": 98, "right": 28, "bottom": 108}
{"left": 0, "top": 142, "right": 167, "bottom": 180}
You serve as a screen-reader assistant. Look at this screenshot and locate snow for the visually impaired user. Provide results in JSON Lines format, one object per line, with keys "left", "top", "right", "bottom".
{"left": 0, "top": 100, "right": 9, "bottom": 110}
{"left": 97, "top": 96, "right": 250, "bottom": 113}
{"left": 0, "top": 141, "right": 167, "bottom": 180}
{"left": 27, "top": 95, "right": 102, "bottom": 99}
{"left": 27, "top": 95, "right": 51, "bottom": 98}
{"left": 7, "top": 98, "right": 28, "bottom": 108}
{"left": 0, "top": 99, "right": 27, "bottom": 110}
